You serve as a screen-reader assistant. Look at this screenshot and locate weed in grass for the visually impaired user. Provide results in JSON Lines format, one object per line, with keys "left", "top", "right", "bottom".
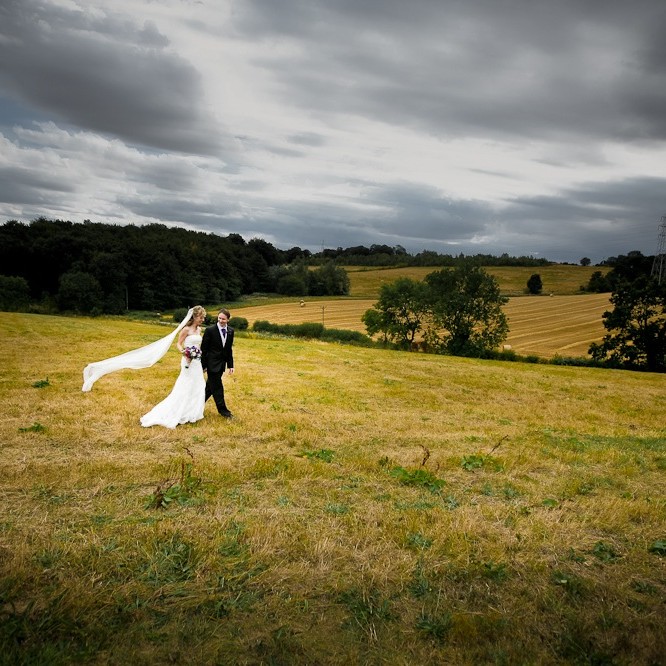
{"left": 648, "top": 539, "right": 666, "bottom": 556}
{"left": 34, "top": 547, "right": 64, "bottom": 570}
{"left": 389, "top": 466, "right": 445, "bottom": 494}
{"left": 144, "top": 450, "right": 204, "bottom": 509}
{"left": 481, "top": 561, "right": 509, "bottom": 583}
{"left": 405, "top": 532, "right": 433, "bottom": 550}
{"left": 461, "top": 454, "right": 503, "bottom": 471}
{"left": 297, "top": 448, "right": 335, "bottom": 463}
{"left": 567, "top": 548, "right": 587, "bottom": 563}
{"left": 461, "top": 454, "right": 485, "bottom": 470}
{"left": 442, "top": 494, "right": 460, "bottom": 510}
{"left": 409, "top": 561, "right": 432, "bottom": 598}
{"left": 339, "top": 587, "right": 394, "bottom": 639}
{"left": 31, "top": 377, "right": 50, "bottom": 388}
{"left": 416, "top": 611, "right": 453, "bottom": 644}
{"left": 18, "top": 422, "right": 46, "bottom": 433}
{"left": 592, "top": 541, "right": 620, "bottom": 563}
{"left": 630, "top": 579, "right": 657, "bottom": 595}
{"left": 552, "top": 570, "right": 588, "bottom": 599}
{"left": 501, "top": 484, "right": 521, "bottom": 500}
{"left": 325, "top": 503, "right": 349, "bottom": 515}
{"left": 542, "top": 497, "right": 559, "bottom": 508}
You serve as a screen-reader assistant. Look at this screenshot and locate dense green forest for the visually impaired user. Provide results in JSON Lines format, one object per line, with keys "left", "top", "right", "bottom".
{"left": 0, "top": 217, "right": 639, "bottom": 315}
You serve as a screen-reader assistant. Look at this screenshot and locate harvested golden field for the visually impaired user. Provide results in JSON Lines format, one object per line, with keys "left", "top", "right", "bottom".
{"left": 347, "top": 264, "right": 608, "bottom": 297}
{"left": 234, "top": 293, "right": 611, "bottom": 359}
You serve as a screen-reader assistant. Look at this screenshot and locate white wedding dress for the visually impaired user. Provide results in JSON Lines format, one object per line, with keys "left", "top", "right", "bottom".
{"left": 140, "top": 333, "right": 205, "bottom": 429}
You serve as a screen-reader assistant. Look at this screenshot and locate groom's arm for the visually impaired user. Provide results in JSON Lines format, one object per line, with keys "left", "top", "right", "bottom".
{"left": 227, "top": 330, "right": 234, "bottom": 372}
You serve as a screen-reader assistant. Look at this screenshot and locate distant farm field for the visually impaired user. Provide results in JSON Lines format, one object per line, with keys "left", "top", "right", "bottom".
{"left": 346, "top": 264, "right": 608, "bottom": 298}
{"left": 234, "top": 293, "right": 610, "bottom": 359}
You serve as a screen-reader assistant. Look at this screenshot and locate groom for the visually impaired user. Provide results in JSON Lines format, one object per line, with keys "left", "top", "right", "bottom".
{"left": 201, "top": 308, "right": 235, "bottom": 418}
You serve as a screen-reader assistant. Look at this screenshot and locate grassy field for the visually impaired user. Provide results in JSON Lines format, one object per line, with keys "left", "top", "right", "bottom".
{"left": 233, "top": 293, "right": 611, "bottom": 359}
{"left": 1, "top": 312, "right": 665, "bottom": 664}
{"left": 345, "top": 265, "right": 607, "bottom": 298}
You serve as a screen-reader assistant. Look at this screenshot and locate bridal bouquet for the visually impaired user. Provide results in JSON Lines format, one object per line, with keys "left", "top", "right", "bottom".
{"left": 182, "top": 345, "right": 202, "bottom": 368}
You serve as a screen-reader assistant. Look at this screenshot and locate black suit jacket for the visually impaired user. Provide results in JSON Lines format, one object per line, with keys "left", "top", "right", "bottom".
{"left": 201, "top": 324, "right": 234, "bottom": 374}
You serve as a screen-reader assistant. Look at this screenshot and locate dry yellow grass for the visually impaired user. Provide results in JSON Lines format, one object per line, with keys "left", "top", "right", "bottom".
{"left": 1, "top": 312, "right": 665, "bottom": 664}
{"left": 234, "top": 293, "right": 610, "bottom": 359}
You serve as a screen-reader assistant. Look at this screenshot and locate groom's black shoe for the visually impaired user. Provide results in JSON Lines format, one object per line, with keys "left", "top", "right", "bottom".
{"left": 220, "top": 409, "right": 233, "bottom": 419}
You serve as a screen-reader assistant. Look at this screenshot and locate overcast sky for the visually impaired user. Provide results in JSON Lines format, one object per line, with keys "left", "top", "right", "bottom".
{"left": 1, "top": 0, "right": 665, "bottom": 263}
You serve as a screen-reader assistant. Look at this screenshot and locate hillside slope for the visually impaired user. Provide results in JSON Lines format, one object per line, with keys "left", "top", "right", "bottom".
{"left": 1, "top": 313, "right": 664, "bottom": 664}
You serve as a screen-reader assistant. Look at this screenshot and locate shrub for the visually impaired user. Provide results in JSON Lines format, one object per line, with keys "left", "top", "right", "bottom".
{"left": 252, "top": 320, "right": 280, "bottom": 333}
{"left": 321, "top": 328, "right": 372, "bottom": 345}
{"left": 290, "top": 322, "right": 325, "bottom": 338}
{"left": 229, "top": 316, "right": 248, "bottom": 330}
{"left": 526, "top": 273, "right": 543, "bottom": 295}
{"left": 0, "top": 275, "right": 30, "bottom": 311}
{"left": 173, "top": 308, "right": 189, "bottom": 323}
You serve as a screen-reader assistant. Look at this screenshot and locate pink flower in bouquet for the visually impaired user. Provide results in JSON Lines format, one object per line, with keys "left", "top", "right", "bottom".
{"left": 182, "top": 345, "right": 202, "bottom": 368}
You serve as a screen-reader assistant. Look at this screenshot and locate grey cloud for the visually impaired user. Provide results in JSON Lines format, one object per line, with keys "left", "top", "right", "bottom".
{"left": 236, "top": 0, "right": 666, "bottom": 143}
{"left": 116, "top": 193, "right": 243, "bottom": 230}
{"left": 0, "top": 165, "right": 75, "bottom": 205}
{"left": 0, "top": 0, "right": 225, "bottom": 155}
{"left": 287, "top": 132, "right": 326, "bottom": 147}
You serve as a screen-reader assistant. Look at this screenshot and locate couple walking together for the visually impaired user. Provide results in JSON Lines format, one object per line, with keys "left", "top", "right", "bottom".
{"left": 82, "top": 307, "right": 234, "bottom": 428}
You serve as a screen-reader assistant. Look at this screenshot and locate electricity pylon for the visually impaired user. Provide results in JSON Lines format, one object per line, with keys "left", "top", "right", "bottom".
{"left": 651, "top": 216, "right": 666, "bottom": 285}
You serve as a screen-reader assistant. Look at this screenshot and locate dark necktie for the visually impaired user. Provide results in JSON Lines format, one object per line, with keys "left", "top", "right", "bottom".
{"left": 221, "top": 328, "right": 227, "bottom": 344}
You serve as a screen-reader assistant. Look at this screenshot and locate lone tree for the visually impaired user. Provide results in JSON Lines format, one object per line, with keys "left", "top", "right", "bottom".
{"left": 423, "top": 263, "right": 509, "bottom": 356}
{"left": 526, "top": 273, "right": 543, "bottom": 295}
{"left": 589, "top": 275, "right": 666, "bottom": 372}
{"left": 362, "top": 277, "right": 428, "bottom": 348}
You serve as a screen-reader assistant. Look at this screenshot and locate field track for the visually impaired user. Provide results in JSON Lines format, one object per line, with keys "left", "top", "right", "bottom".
{"left": 234, "top": 293, "right": 611, "bottom": 359}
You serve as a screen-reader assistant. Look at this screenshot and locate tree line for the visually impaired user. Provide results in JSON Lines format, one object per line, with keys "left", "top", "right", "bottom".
{"left": 0, "top": 218, "right": 348, "bottom": 313}
{"left": 0, "top": 217, "right": 564, "bottom": 314}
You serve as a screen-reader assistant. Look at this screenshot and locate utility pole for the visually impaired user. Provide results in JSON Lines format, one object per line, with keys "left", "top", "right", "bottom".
{"left": 651, "top": 215, "right": 666, "bottom": 285}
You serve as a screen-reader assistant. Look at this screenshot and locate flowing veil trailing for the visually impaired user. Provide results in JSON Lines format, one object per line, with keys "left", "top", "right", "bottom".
{"left": 82, "top": 308, "right": 194, "bottom": 392}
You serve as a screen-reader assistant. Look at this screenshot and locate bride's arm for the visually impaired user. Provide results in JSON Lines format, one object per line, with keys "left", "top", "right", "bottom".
{"left": 177, "top": 327, "right": 189, "bottom": 353}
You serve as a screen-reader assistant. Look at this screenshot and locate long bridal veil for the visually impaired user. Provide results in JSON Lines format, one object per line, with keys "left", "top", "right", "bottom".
{"left": 82, "top": 308, "right": 193, "bottom": 392}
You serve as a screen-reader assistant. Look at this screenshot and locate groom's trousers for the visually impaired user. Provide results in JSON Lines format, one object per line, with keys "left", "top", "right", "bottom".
{"left": 205, "top": 370, "right": 228, "bottom": 413}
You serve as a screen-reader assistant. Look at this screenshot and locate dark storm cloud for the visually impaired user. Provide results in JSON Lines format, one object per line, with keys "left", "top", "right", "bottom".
{"left": 0, "top": 0, "right": 225, "bottom": 155}
{"left": 234, "top": 0, "right": 666, "bottom": 143}
{"left": 494, "top": 176, "right": 666, "bottom": 261}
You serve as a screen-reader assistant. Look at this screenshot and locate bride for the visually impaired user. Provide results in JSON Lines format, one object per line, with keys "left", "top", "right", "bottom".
{"left": 82, "top": 306, "right": 207, "bottom": 429}
{"left": 140, "top": 305, "right": 206, "bottom": 428}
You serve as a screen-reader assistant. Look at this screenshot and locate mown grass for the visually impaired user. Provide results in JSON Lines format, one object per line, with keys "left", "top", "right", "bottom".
{"left": 346, "top": 264, "right": 608, "bottom": 298}
{"left": 1, "top": 312, "right": 665, "bottom": 665}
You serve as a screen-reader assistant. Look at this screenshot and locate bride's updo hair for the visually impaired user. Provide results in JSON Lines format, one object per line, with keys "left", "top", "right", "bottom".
{"left": 189, "top": 305, "right": 206, "bottom": 324}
